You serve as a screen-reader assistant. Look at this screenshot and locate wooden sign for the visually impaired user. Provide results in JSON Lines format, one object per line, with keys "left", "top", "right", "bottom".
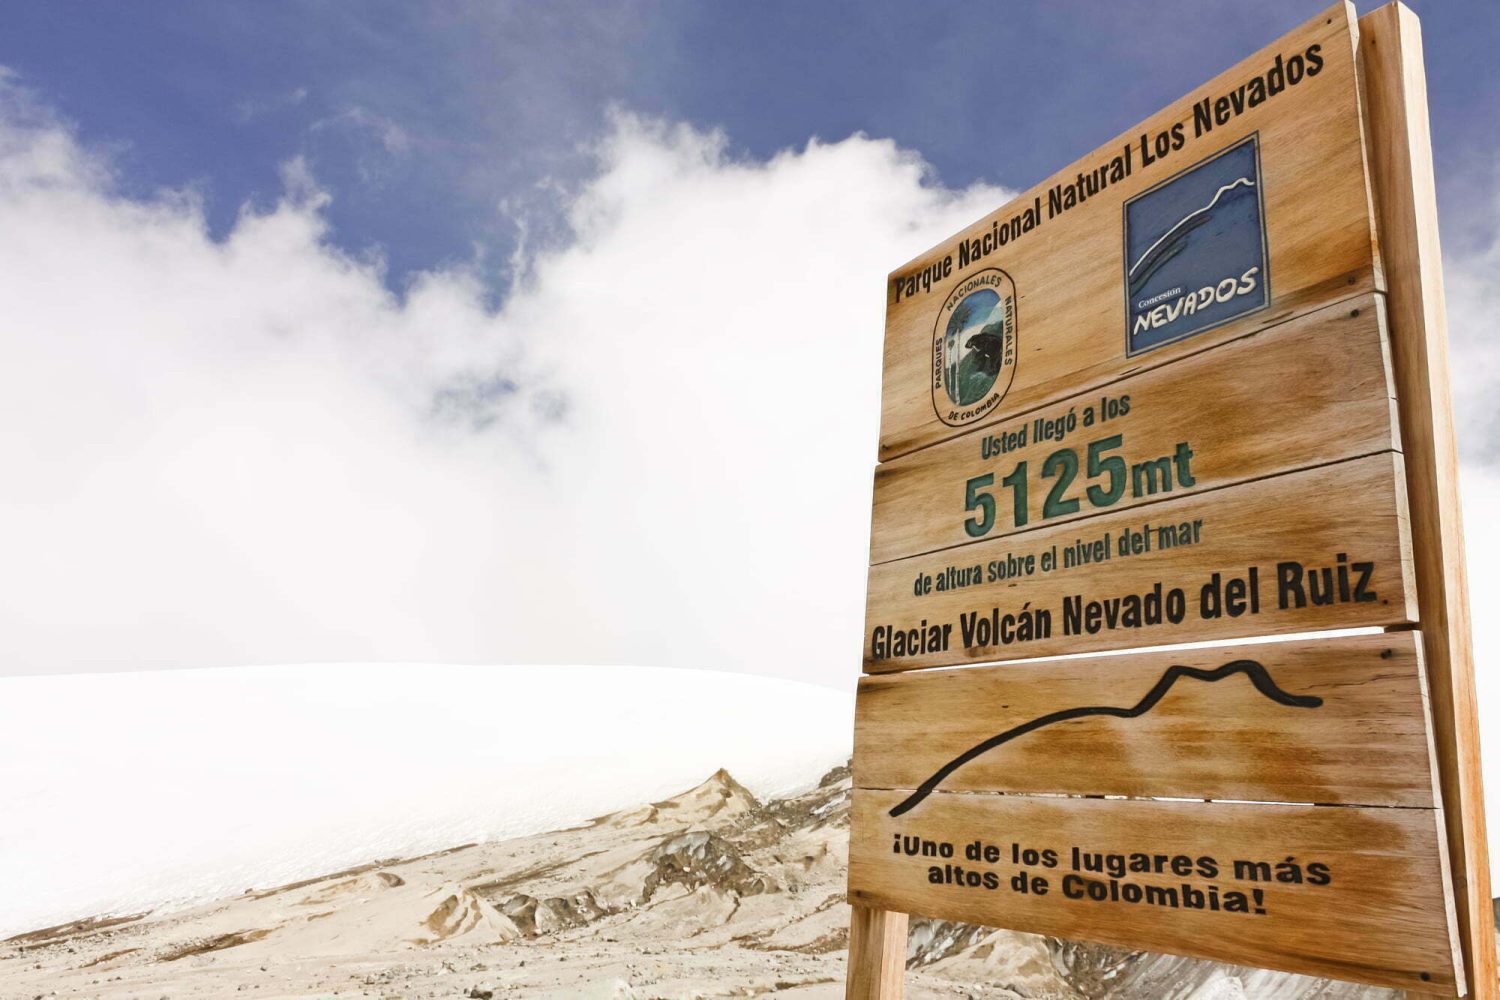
{"left": 844, "top": 4, "right": 1494, "bottom": 998}
{"left": 854, "top": 633, "right": 1436, "bottom": 808}
{"left": 866, "top": 451, "right": 1415, "bottom": 669}
{"left": 877, "top": 6, "right": 1377, "bottom": 462}
{"left": 850, "top": 791, "right": 1460, "bottom": 992}
{"left": 850, "top": 635, "right": 1464, "bottom": 992}
{"left": 869, "top": 296, "right": 1398, "bottom": 565}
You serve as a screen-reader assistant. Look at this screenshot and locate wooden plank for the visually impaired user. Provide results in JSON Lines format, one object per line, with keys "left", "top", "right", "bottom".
{"left": 879, "top": 3, "right": 1380, "bottom": 461}
{"left": 854, "top": 632, "right": 1437, "bottom": 810}
{"left": 848, "top": 790, "right": 1463, "bottom": 994}
{"left": 865, "top": 451, "right": 1415, "bottom": 671}
{"left": 1359, "top": 5, "right": 1495, "bottom": 997}
{"left": 871, "top": 294, "right": 1397, "bottom": 565}
{"left": 844, "top": 904, "right": 907, "bottom": 1000}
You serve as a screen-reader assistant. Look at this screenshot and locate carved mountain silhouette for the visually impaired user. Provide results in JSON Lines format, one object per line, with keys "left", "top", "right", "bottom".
{"left": 889, "top": 658, "right": 1323, "bottom": 817}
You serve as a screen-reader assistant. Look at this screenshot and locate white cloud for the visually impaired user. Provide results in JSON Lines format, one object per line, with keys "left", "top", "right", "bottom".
{"left": 1444, "top": 173, "right": 1500, "bottom": 870}
{"left": 0, "top": 662, "right": 853, "bottom": 935}
{"left": 0, "top": 89, "right": 1004, "bottom": 686}
{"left": 5, "top": 73, "right": 1498, "bottom": 728}
{"left": 311, "top": 105, "right": 413, "bottom": 155}
{"left": 1447, "top": 175, "right": 1500, "bottom": 466}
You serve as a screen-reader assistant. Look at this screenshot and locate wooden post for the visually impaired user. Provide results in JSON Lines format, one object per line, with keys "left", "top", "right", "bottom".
{"left": 1359, "top": 5, "right": 1496, "bottom": 998}
{"left": 846, "top": 904, "right": 908, "bottom": 1000}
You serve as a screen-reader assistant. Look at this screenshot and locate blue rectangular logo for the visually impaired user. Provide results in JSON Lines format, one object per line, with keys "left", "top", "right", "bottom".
{"left": 1123, "top": 135, "right": 1269, "bottom": 356}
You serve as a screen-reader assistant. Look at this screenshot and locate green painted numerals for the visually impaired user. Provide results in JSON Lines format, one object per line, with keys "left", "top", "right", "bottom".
{"left": 1086, "top": 435, "right": 1126, "bottom": 507}
{"left": 1041, "top": 449, "right": 1080, "bottom": 519}
{"left": 963, "top": 473, "right": 996, "bottom": 538}
{"left": 960, "top": 436, "right": 1195, "bottom": 538}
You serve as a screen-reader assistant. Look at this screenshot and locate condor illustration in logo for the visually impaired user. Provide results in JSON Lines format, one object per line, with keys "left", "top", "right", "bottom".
{"left": 1123, "top": 134, "right": 1269, "bottom": 356}
{"left": 932, "top": 267, "right": 1018, "bottom": 427}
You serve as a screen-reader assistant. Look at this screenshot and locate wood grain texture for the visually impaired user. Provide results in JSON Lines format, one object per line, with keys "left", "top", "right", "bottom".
{"left": 1360, "top": 5, "right": 1495, "bottom": 997}
{"left": 871, "top": 295, "right": 1397, "bottom": 565}
{"left": 844, "top": 905, "right": 908, "bottom": 1000}
{"left": 878, "top": 3, "right": 1379, "bottom": 461}
{"left": 865, "top": 451, "right": 1416, "bottom": 671}
{"left": 854, "top": 632, "right": 1437, "bottom": 809}
{"left": 848, "top": 790, "right": 1462, "bottom": 994}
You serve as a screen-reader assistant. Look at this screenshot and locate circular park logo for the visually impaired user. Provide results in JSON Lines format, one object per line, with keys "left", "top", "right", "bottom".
{"left": 931, "top": 268, "right": 1018, "bottom": 426}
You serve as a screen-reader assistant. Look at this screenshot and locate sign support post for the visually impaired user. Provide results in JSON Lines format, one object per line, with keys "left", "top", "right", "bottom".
{"left": 845, "top": 905, "right": 907, "bottom": 1000}
{"left": 1360, "top": 6, "right": 1496, "bottom": 994}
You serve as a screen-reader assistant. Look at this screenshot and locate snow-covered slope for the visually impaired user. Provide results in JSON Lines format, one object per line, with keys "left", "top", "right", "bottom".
{"left": 0, "top": 663, "right": 853, "bottom": 938}
{"left": 3, "top": 766, "right": 1402, "bottom": 999}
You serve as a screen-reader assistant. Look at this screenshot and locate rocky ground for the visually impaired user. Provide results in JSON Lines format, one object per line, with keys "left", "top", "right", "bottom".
{"left": 0, "top": 766, "right": 1419, "bottom": 999}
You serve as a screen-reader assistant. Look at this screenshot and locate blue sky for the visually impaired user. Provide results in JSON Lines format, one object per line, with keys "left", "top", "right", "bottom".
{"left": 4, "top": 0, "right": 1495, "bottom": 291}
